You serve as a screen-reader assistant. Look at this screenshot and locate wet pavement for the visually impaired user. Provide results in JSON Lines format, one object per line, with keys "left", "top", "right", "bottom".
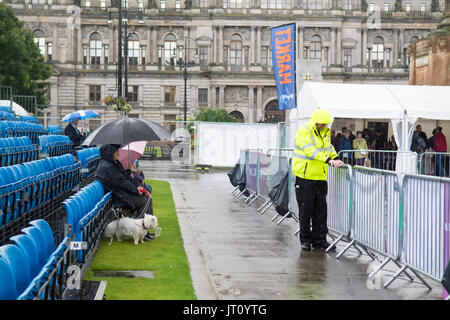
{"left": 142, "top": 165, "right": 443, "bottom": 300}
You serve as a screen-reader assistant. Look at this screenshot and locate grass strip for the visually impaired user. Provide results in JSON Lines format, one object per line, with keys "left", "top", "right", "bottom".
{"left": 83, "top": 179, "right": 196, "bottom": 300}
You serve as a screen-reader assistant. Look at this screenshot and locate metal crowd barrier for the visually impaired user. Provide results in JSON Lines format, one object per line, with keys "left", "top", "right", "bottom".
{"left": 230, "top": 149, "right": 450, "bottom": 295}
{"left": 418, "top": 152, "right": 450, "bottom": 177}
{"left": 325, "top": 165, "right": 353, "bottom": 251}
{"left": 338, "top": 149, "right": 417, "bottom": 173}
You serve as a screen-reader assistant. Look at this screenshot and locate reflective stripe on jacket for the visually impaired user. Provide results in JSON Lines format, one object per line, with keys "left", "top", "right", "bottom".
{"left": 292, "top": 122, "right": 339, "bottom": 181}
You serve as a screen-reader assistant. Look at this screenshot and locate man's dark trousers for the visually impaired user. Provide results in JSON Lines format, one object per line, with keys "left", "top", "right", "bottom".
{"left": 295, "top": 176, "right": 328, "bottom": 246}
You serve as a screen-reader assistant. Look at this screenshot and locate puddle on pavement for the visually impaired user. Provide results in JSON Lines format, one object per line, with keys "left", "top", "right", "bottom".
{"left": 93, "top": 270, "right": 155, "bottom": 279}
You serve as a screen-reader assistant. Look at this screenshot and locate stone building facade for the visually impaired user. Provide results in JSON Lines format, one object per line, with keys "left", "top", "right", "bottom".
{"left": 6, "top": 0, "right": 445, "bottom": 127}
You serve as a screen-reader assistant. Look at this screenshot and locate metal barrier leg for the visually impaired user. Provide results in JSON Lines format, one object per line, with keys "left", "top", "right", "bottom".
{"left": 407, "top": 268, "right": 433, "bottom": 291}
{"left": 276, "top": 211, "right": 292, "bottom": 225}
{"left": 271, "top": 213, "right": 280, "bottom": 222}
{"left": 231, "top": 185, "right": 240, "bottom": 195}
{"left": 336, "top": 239, "right": 356, "bottom": 259}
{"left": 235, "top": 189, "right": 247, "bottom": 199}
{"left": 392, "top": 260, "right": 414, "bottom": 282}
{"left": 247, "top": 194, "right": 259, "bottom": 206}
{"left": 384, "top": 265, "right": 407, "bottom": 289}
{"left": 326, "top": 234, "right": 343, "bottom": 253}
{"left": 243, "top": 192, "right": 256, "bottom": 203}
{"left": 294, "top": 228, "right": 300, "bottom": 236}
{"left": 257, "top": 200, "right": 271, "bottom": 212}
{"left": 357, "top": 244, "right": 376, "bottom": 261}
{"left": 368, "top": 256, "right": 391, "bottom": 279}
{"left": 260, "top": 202, "right": 273, "bottom": 215}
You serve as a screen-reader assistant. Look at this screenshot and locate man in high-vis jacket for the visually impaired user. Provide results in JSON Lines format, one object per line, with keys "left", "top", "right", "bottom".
{"left": 293, "top": 109, "right": 344, "bottom": 252}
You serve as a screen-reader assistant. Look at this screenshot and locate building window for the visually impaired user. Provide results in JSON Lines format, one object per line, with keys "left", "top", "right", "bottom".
{"left": 309, "top": 35, "right": 321, "bottom": 60}
{"left": 83, "top": 44, "right": 88, "bottom": 64}
{"left": 89, "top": 85, "right": 101, "bottom": 104}
{"left": 127, "top": 33, "right": 139, "bottom": 66}
{"left": 386, "top": 48, "right": 390, "bottom": 68}
{"left": 85, "top": 0, "right": 90, "bottom": 7}
{"left": 405, "top": 3, "right": 411, "bottom": 11}
{"left": 343, "top": 48, "right": 352, "bottom": 67}
{"left": 420, "top": 3, "right": 425, "bottom": 11}
{"left": 343, "top": 0, "right": 352, "bottom": 9}
{"left": 384, "top": 3, "right": 389, "bottom": 11}
{"left": 101, "top": 0, "right": 106, "bottom": 8}
{"left": 199, "top": 46, "right": 208, "bottom": 66}
{"left": 33, "top": 30, "right": 46, "bottom": 56}
{"left": 176, "top": 0, "right": 181, "bottom": 9}
{"left": 269, "top": 0, "right": 283, "bottom": 9}
{"left": 47, "top": 42, "right": 52, "bottom": 62}
{"left": 369, "top": 3, "right": 375, "bottom": 11}
{"left": 230, "top": 111, "right": 244, "bottom": 123}
{"left": 198, "top": 88, "right": 208, "bottom": 106}
{"left": 199, "top": 0, "right": 208, "bottom": 7}
{"left": 371, "top": 36, "right": 384, "bottom": 68}
{"left": 161, "top": 0, "right": 165, "bottom": 9}
{"left": 165, "top": 86, "right": 176, "bottom": 104}
{"left": 127, "top": 86, "right": 139, "bottom": 103}
{"left": 124, "top": 0, "right": 128, "bottom": 8}
{"left": 230, "top": 34, "right": 242, "bottom": 71}
{"left": 138, "top": 0, "right": 144, "bottom": 9}
{"left": 164, "top": 34, "right": 177, "bottom": 67}
{"left": 104, "top": 44, "right": 109, "bottom": 64}
{"left": 89, "top": 32, "right": 102, "bottom": 65}
{"left": 158, "top": 46, "right": 163, "bottom": 66}
{"left": 141, "top": 45, "right": 147, "bottom": 65}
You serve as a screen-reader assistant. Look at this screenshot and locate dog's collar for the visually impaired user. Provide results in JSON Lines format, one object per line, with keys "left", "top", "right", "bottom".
{"left": 141, "top": 219, "right": 146, "bottom": 229}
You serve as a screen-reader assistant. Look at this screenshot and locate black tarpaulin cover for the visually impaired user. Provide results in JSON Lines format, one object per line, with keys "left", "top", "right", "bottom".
{"left": 268, "top": 171, "right": 290, "bottom": 216}
{"left": 227, "top": 162, "right": 249, "bottom": 196}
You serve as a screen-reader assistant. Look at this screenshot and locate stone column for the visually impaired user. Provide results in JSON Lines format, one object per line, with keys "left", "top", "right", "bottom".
{"left": 227, "top": 46, "right": 231, "bottom": 71}
{"left": 362, "top": 28, "right": 367, "bottom": 66}
{"left": 212, "top": 27, "right": 217, "bottom": 64}
{"left": 331, "top": 27, "right": 336, "bottom": 64}
{"left": 152, "top": 27, "right": 158, "bottom": 64}
{"left": 336, "top": 27, "right": 342, "bottom": 65}
{"left": 356, "top": 28, "right": 362, "bottom": 66}
{"left": 52, "top": 26, "right": 58, "bottom": 62}
{"left": 77, "top": 28, "right": 82, "bottom": 64}
{"left": 250, "top": 26, "right": 256, "bottom": 65}
{"left": 218, "top": 26, "right": 224, "bottom": 64}
{"left": 210, "top": 85, "right": 217, "bottom": 109}
{"left": 399, "top": 29, "right": 404, "bottom": 64}
{"left": 367, "top": 48, "right": 372, "bottom": 67}
{"left": 248, "top": 86, "right": 255, "bottom": 123}
{"left": 219, "top": 85, "right": 225, "bottom": 109}
{"left": 298, "top": 26, "right": 304, "bottom": 60}
{"left": 393, "top": 29, "right": 399, "bottom": 66}
{"left": 256, "top": 86, "right": 263, "bottom": 122}
{"left": 256, "top": 27, "right": 261, "bottom": 64}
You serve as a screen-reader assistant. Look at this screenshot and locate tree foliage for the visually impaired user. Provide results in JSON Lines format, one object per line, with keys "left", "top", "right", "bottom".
{"left": 194, "top": 108, "right": 237, "bottom": 123}
{"left": 0, "top": 3, "right": 52, "bottom": 105}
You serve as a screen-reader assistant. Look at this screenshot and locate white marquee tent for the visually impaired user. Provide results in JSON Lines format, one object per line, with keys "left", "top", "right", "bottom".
{"left": 289, "top": 82, "right": 450, "bottom": 152}
{"left": 0, "top": 100, "right": 30, "bottom": 116}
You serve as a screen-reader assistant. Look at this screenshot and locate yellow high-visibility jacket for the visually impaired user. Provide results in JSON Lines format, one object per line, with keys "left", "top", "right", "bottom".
{"left": 292, "top": 113, "right": 339, "bottom": 181}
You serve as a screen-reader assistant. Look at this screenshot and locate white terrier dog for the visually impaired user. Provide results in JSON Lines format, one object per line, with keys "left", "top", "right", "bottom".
{"left": 104, "top": 214, "right": 158, "bottom": 245}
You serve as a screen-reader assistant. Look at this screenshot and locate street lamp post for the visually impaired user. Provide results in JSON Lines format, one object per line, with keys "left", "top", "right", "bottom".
{"left": 178, "top": 37, "right": 198, "bottom": 125}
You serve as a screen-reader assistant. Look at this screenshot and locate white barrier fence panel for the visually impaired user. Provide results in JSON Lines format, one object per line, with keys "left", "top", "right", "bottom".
{"left": 401, "top": 175, "right": 450, "bottom": 282}
{"left": 197, "top": 122, "right": 278, "bottom": 167}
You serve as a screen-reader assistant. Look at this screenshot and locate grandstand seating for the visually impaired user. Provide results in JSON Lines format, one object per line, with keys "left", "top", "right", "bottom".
{"left": 0, "top": 154, "right": 81, "bottom": 228}
{"left": 19, "top": 115, "right": 38, "bottom": 123}
{"left": 38, "top": 135, "right": 73, "bottom": 157}
{"left": 0, "top": 121, "right": 48, "bottom": 144}
{"left": 0, "top": 111, "right": 17, "bottom": 121}
{"left": 75, "top": 147, "right": 100, "bottom": 179}
{"left": 0, "top": 106, "right": 14, "bottom": 114}
{"left": 47, "top": 125, "right": 64, "bottom": 135}
{"left": 0, "top": 137, "right": 39, "bottom": 166}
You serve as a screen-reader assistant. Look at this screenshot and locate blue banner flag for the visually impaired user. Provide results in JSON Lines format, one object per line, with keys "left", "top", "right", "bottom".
{"left": 271, "top": 23, "right": 296, "bottom": 110}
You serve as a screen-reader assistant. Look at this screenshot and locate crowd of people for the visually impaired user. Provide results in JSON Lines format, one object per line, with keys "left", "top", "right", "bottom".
{"left": 329, "top": 124, "right": 448, "bottom": 176}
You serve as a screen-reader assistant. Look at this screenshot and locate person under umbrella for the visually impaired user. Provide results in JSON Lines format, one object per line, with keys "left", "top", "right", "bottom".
{"left": 64, "top": 117, "right": 86, "bottom": 147}
{"left": 95, "top": 144, "right": 155, "bottom": 240}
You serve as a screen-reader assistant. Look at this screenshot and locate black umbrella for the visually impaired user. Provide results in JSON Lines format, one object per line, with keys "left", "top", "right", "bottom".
{"left": 82, "top": 117, "right": 172, "bottom": 146}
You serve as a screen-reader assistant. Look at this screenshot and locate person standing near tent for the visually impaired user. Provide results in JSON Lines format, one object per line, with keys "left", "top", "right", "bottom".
{"left": 292, "top": 109, "right": 344, "bottom": 252}
{"left": 434, "top": 126, "right": 447, "bottom": 177}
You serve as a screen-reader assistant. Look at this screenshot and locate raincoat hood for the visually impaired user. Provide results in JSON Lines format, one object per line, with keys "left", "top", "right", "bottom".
{"left": 99, "top": 144, "right": 120, "bottom": 162}
{"left": 309, "top": 109, "right": 332, "bottom": 125}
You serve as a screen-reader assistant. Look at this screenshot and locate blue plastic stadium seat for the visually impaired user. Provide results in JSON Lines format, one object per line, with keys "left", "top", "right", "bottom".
{"left": 29, "top": 219, "right": 54, "bottom": 259}
{"left": 10, "top": 234, "right": 40, "bottom": 279}
{"left": 0, "top": 244, "right": 30, "bottom": 296}
{"left": 21, "top": 226, "right": 48, "bottom": 268}
{"left": 0, "top": 257, "right": 17, "bottom": 300}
